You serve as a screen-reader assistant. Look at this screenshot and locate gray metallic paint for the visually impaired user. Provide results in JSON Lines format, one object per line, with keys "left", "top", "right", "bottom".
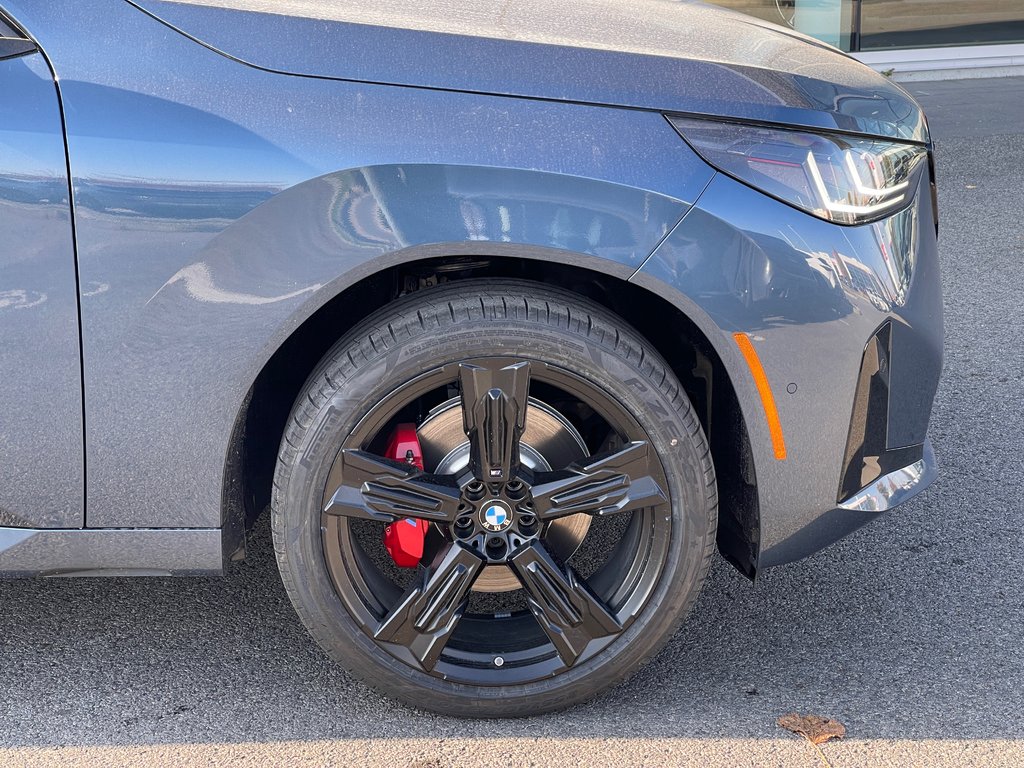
{"left": 0, "top": 526, "right": 222, "bottom": 575}
{"left": 133, "top": 0, "right": 929, "bottom": 142}
{"left": 0, "top": 0, "right": 941, "bottom": 575}
{"left": 10, "top": 0, "right": 714, "bottom": 532}
{"left": 0, "top": 51, "right": 83, "bottom": 529}
{"left": 635, "top": 168, "right": 941, "bottom": 566}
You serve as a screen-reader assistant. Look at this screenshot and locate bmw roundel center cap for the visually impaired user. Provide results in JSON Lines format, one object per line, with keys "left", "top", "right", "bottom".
{"left": 480, "top": 500, "right": 513, "bottom": 532}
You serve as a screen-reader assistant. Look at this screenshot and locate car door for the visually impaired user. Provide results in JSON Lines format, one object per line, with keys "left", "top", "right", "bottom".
{"left": 0, "top": 17, "right": 83, "bottom": 528}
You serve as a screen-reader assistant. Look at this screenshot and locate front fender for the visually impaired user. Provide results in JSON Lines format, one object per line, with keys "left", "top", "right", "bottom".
{"left": 169, "top": 161, "right": 691, "bottom": 342}
{"left": 114, "top": 163, "right": 703, "bottom": 528}
{"left": 4, "top": 0, "right": 718, "bottom": 530}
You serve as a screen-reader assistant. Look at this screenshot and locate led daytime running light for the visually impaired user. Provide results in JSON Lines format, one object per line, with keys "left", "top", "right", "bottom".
{"left": 807, "top": 150, "right": 907, "bottom": 217}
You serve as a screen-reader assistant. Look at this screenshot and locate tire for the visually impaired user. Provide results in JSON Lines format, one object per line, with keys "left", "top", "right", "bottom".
{"left": 271, "top": 279, "right": 717, "bottom": 717}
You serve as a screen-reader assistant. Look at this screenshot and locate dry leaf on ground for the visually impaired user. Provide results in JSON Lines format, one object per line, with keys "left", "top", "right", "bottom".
{"left": 777, "top": 712, "right": 846, "bottom": 745}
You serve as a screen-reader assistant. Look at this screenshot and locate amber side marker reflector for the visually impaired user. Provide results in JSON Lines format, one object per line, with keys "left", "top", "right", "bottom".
{"left": 733, "top": 332, "right": 787, "bottom": 461}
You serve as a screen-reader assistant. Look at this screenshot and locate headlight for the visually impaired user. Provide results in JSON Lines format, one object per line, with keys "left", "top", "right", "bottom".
{"left": 668, "top": 116, "right": 928, "bottom": 225}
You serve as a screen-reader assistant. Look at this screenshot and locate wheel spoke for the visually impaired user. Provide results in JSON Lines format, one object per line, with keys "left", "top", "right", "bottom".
{"left": 459, "top": 360, "right": 530, "bottom": 482}
{"left": 509, "top": 542, "right": 622, "bottom": 667}
{"left": 529, "top": 441, "right": 667, "bottom": 521}
{"left": 374, "top": 542, "right": 485, "bottom": 670}
{"left": 323, "top": 449, "right": 461, "bottom": 523}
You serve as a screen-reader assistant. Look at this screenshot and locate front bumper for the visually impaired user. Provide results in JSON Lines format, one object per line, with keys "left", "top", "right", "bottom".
{"left": 633, "top": 164, "right": 942, "bottom": 570}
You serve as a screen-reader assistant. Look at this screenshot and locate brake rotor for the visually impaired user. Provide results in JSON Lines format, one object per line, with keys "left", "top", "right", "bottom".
{"left": 417, "top": 396, "right": 591, "bottom": 593}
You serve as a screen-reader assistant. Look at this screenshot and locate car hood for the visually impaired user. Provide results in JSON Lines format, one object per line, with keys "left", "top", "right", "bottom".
{"left": 132, "top": 0, "right": 928, "bottom": 142}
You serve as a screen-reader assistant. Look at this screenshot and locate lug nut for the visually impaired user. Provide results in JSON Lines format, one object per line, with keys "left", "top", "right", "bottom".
{"left": 506, "top": 479, "right": 527, "bottom": 500}
{"left": 453, "top": 515, "right": 475, "bottom": 539}
{"left": 485, "top": 536, "right": 508, "bottom": 560}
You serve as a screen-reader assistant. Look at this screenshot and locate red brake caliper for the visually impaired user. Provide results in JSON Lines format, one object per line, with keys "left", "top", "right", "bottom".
{"left": 382, "top": 423, "right": 430, "bottom": 567}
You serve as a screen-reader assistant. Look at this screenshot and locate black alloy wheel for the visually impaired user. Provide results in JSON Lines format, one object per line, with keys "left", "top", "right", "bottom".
{"left": 272, "top": 280, "right": 718, "bottom": 716}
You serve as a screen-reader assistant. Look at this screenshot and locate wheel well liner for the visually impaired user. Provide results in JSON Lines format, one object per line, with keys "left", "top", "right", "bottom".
{"left": 221, "top": 256, "right": 760, "bottom": 577}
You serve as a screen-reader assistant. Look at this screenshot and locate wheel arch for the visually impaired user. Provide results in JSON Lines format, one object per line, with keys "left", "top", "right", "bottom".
{"left": 221, "top": 250, "right": 761, "bottom": 578}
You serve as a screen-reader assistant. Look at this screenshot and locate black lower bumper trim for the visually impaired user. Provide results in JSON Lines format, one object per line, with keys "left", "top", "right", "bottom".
{"left": 839, "top": 321, "right": 924, "bottom": 501}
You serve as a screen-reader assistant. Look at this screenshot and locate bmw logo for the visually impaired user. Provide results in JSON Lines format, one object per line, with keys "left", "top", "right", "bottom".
{"left": 480, "top": 500, "right": 513, "bottom": 532}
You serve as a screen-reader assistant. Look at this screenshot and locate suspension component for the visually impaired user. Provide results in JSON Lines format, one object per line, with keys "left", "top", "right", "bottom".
{"left": 382, "top": 423, "right": 429, "bottom": 567}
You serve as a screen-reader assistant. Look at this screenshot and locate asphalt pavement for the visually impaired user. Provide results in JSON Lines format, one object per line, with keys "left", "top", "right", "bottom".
{"left": 1, "top": 77, "right": 1023, "bottom": 768}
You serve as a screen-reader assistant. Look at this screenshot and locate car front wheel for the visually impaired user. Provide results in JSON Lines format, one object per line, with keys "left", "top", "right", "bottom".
{"left": 272, "top": 279, "right": 717, "bottom": 716}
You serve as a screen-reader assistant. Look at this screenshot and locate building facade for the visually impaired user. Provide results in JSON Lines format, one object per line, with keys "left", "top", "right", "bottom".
{"left": 711, "top": 0, "right": 1024, "bottom": 78}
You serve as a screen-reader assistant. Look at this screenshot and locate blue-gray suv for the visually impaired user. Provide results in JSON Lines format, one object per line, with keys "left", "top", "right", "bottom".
{"left": 0, "top": 0, "right": 942, "bottom": 716}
